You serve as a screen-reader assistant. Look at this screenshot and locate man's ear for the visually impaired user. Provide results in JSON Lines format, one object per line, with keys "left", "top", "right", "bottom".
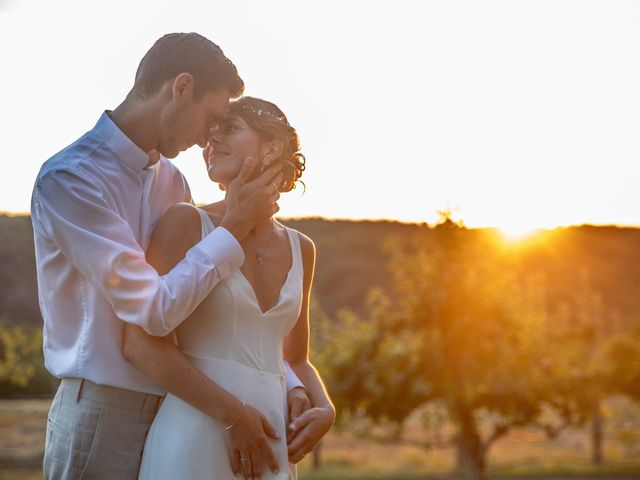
{"left": 171, "top": 73, "right": 195, "bottom": 104}
{"left": 260, "top": 138, "right": 285, "bottom": 166}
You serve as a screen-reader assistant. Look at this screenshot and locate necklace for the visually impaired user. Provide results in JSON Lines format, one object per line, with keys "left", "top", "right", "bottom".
{"left": 247, "top": 222, "right": 275, "bottom": 265}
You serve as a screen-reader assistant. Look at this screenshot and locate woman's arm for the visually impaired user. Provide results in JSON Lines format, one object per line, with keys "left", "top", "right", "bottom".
{"left": 283, "top": 232, "right": 336, "bottom": 463}
{"left": 122, "top": 203, "right": 281, "bottom": 478}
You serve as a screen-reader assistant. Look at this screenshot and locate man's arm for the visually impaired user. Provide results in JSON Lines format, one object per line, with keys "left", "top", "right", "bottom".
{"left": 123, "top": 324, "right": 281, "bottom": 477}
{"left": 283, "top": 233, "right": 335, "bottom": 463}
{"left": 33, "top": 169, "right": 242, "bottom": 336}
{"left": 32, "top": 158, "right": 280, "bottom": 336}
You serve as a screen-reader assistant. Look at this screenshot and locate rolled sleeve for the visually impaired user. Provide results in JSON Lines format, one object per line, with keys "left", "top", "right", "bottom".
{"left": 191, "top": 227, "right": 244, "bottom": 281}
{"left": 284, "top": 362, "right": 305, "bottom": 391}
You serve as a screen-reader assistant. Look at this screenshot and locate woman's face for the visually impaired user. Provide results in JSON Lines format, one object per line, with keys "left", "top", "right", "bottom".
{"left": 204, "top": 113, "right": 262, "bottom": 187}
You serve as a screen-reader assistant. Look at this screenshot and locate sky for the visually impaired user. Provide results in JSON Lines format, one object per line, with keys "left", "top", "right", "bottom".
{"left": 1, "top": 0, "right": 639, "bottom": 234}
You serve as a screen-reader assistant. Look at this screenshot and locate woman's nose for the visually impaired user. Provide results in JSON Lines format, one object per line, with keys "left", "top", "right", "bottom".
{"left": 209, "top": 127, "right": 223, "bottom": 144}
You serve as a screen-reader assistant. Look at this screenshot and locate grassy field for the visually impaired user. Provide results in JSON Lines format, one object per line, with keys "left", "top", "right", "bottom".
{"left": 1, "top": 398, "right": 639, "bottom": 480}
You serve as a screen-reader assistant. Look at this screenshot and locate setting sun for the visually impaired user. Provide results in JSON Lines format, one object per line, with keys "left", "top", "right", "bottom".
{"left": 498, "top": 223, "right": 542, "bottom": 242}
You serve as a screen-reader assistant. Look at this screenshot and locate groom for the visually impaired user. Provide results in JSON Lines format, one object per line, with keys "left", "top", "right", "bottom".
{"left": 32, "top": 33, "right": 310, "bottom": 479}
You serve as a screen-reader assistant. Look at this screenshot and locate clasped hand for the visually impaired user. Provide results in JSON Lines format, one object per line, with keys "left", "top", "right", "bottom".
{"left": 286, "top": 388, "right": 336, "bottom": 464}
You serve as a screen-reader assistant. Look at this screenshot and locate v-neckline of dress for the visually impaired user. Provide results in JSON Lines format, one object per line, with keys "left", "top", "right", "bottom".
{"left": 237, "top": 226, "right": 295, "bottom": 316}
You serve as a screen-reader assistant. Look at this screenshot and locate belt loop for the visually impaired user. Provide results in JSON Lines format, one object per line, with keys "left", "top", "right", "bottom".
{"left": 140, "top": 395, "right": 150, "bottom": 418}
{"left": 76, "top": 379, "right": 85, "bottom": 403}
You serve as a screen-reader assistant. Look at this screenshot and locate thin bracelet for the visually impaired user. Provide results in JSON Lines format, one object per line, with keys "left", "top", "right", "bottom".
{"left": 224, "top": 401, "right": 246, "bottom": 431}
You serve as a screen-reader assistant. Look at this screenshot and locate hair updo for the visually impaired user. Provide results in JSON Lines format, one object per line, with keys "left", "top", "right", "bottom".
{"left": 227, "top": 97, "right": 305, "bottom": 193}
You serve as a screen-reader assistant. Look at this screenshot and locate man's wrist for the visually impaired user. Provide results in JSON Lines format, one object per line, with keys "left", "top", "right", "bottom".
{"left": 220, "top": 215, "right": 250, "bottom": 243}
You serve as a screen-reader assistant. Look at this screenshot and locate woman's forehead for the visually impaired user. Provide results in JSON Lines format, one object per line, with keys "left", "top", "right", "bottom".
{"left": 223, "top": 112, "right": 249, "bottom": 126}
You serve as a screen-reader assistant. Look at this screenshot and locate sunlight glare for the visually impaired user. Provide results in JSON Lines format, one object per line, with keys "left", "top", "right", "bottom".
{"left": 498, "top": 223, "right": 540, "bottom": 242}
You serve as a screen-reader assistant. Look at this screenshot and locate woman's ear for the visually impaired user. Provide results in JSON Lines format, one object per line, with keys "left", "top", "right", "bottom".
{"left": 260, "top": 138, "right": 285, "bottom": 167}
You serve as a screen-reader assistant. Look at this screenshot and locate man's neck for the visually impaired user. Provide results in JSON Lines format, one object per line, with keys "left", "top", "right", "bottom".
{"left": 110, "top": 97, "right": 160, "bottom": 158}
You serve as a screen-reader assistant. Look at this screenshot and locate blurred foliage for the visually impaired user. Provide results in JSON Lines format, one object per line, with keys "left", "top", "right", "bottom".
{"left": 1, "top": 212, "right": 640, "bottom": 444}
{"left": 305, "top": 214, "right": 640, "bottom": 480}
{"left": 0, "top": 323, "right": 40, "bottom": 386}
{"left": 0, "top": 322, "right": 56, "bottom": 396}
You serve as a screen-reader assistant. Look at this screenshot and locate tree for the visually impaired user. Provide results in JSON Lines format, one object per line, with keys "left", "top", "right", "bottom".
{"left": 325, "top": 218, "right": 574, "bottom": 480}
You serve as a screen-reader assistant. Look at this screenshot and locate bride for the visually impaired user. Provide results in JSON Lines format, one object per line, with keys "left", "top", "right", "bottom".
{"left": 123, "top": 97, "right": 335, "bottom": 479}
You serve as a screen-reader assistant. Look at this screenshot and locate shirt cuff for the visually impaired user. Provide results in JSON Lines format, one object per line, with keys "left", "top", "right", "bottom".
{"left": 193, "top": 227, "right": 244, "bottom": 280}
{"left": 284, "top": 362, "right": 305, "bottom": 391}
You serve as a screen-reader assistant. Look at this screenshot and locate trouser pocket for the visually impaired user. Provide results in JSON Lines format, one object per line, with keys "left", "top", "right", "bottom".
{"left": 43, "top": 388, "right": 103, "bottom": 480}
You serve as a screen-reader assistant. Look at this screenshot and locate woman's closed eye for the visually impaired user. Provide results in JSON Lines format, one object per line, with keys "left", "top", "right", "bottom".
{"left": 221, "top": 121, "right": 239, "bottom": 134}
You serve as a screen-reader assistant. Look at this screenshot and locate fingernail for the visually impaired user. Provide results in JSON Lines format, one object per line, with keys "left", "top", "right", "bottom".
{"left": 289, "top": 422, "right": 296, "bottom": 430}
{"left": 246, "top": 157, "right": 254, "bottom": 166}
{"left": 275, "top": 431, "right": 281, "bottom": 438}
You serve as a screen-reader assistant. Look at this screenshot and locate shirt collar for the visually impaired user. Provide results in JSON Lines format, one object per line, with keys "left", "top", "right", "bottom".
{"left": 93, "top": 111, "right": 150, "bottom": 173}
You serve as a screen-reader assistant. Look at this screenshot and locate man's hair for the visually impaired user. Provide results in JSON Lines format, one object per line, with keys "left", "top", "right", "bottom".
{"left": 131, "top": 32, "right": 244, "bottom": 100}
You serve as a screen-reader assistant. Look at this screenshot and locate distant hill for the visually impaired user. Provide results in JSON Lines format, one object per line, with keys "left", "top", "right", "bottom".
{"left": 0, "top": 215, "right": 39, "bottom": 326}
{"left": 1, "top": 215, "right": 639, "bottom": 327}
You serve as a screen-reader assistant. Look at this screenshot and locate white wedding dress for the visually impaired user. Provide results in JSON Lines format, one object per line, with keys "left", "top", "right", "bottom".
{"left": 139, "top": 209, "right": 301, "bottom": 479}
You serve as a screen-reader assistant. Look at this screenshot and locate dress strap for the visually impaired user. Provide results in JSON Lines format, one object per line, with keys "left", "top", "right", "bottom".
{"left": 196, "top": 208, "right": 216, "bottom": 240}
{"left": 284, "top": 226, "right": 303, "bottom": 277}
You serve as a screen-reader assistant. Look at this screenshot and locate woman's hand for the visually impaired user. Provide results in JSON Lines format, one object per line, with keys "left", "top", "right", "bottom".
{"left": 224, "top": 404, "right": 281, "bottom": 479}
{"left": 286, "top": 406, "right": 336, "bottom": 464}
{"left": 287, "top": 387, "right": 311, "bottom": 426}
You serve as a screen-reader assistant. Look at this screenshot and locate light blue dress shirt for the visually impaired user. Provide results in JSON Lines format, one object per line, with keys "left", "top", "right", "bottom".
{"left": 31, "top": 112, "right": 245, "bottom": 394}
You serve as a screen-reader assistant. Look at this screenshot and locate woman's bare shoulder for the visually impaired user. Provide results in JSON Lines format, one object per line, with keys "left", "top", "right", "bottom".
{"left": 150, "top": 202, "right": 202, "bottom": 256}
{"left": 293, "top": 230, "right": 316, "bottom": 265}
{"left": 157, "top": 202, "right": 202, "bottom": 232}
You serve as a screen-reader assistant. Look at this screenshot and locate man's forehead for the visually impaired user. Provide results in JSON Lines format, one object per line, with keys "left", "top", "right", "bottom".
{"left": 203, "top": 90, "right": 230, "bottom": 115}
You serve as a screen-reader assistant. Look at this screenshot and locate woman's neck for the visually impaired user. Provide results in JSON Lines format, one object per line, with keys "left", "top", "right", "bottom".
{"left": 214, "top": 198, "right": 275, "bottom": 236}
{"left": 251, "top": 216, "right": 275, "bottom": 236}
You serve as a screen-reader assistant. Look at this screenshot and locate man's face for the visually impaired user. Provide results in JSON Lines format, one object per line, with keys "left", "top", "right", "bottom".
{"left": 158, "top": 89, "right": 230, "bottom": 159}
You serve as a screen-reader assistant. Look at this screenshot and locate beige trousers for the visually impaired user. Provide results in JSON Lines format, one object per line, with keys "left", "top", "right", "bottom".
{"left": 43, "top": 378, "right": 161, "bottom": 480}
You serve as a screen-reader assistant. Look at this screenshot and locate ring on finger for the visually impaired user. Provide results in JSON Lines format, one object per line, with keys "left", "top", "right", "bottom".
{"left": 240, "top": 456, "right": 251, "bottom": 478}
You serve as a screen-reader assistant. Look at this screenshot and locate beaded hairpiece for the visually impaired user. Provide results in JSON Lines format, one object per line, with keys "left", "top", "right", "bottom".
{"left": 234, "top": 104, "right": 288, "bottom": 124}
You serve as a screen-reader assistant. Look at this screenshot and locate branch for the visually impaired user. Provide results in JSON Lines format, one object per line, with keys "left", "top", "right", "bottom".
{"left": 533, "top": 418, "right": 572, "bottom": 439}
{"left": 481, "top": 423, "right": 510, "bottom": 458}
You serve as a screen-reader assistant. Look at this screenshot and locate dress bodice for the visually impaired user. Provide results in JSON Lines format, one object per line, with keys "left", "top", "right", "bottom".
{"left": 175, "top": 208, "right": 303, "bottom": 375}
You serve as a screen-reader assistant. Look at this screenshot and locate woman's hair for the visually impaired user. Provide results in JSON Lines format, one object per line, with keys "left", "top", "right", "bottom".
{"left": 227, "top": 97, "right": 305, "bottom": 193}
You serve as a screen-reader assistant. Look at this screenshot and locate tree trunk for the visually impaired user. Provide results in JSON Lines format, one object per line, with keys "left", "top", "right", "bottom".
{"left": 453, "top": 402, "right": 487, "bottom": 480}
{"left": 591, "top": 400, "right": 603, "bottom": 464}
{"left": 312, "top": 442, "right": 322, "bottom": 469}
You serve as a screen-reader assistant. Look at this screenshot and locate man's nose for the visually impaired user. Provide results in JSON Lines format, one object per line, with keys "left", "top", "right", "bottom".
{"left": 199, "top": 124, "right": 220, "bottom": 148}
